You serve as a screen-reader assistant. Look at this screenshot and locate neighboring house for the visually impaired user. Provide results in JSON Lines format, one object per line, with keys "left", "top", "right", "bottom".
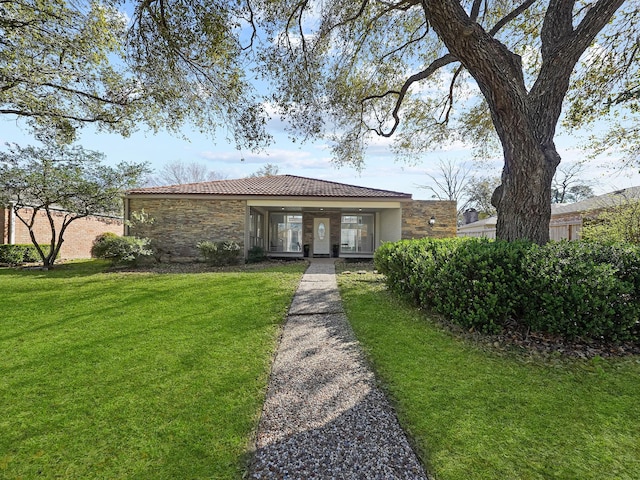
{"left": 457, "top": 186, "right": 640, "bottom": 241}
{"left": 0, "top": 204, "right": 124, "bottom": 260}
{"left": 124, "top": 175, "right": 457, "bottom": 261}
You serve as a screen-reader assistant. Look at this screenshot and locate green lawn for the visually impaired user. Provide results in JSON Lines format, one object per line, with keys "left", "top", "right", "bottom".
{"left": 0, "top": 260, "right": 305, "bottom": 479}
{"left": 338, "top": 270, "right": 640, "bottom": 480}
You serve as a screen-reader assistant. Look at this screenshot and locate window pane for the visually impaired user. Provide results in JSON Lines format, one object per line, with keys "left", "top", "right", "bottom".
{"left": 269, "top": 214, "right": 302, "bottom": 252}
{"left": 340, "top": 214, "right": 374, "bottom": 253}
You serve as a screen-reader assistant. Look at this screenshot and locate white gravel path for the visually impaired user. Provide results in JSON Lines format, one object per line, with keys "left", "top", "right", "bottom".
{"left": 249, "top": 259, "right": 429, "bottom": 479}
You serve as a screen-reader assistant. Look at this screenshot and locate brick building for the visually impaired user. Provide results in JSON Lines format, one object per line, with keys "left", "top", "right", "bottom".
{"left": 1, "top": 205, "right": 124, "bottom": 260}
{"left": 125, "top": 175, "right": 456, "bottom": 262}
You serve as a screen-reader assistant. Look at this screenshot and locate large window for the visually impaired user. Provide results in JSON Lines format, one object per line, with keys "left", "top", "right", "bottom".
{"left": 269, "top": 213, "right": 302, "bottom": 252}
{"left": 341, "top": 214, "right": 374, "bottom": 254}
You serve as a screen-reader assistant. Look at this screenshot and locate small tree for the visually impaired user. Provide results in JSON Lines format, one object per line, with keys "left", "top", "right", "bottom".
{"left": 145, "top": 160, "right": 226, "bottom": 186}
{"left": 582, "top": 199, "right": 640, "bottom": 244}
{"left": 0, "top": 143, "right": 149, "bottom": 268}
{"left": 248, "top": 163, "right": 280, "bottom": 177}
{"left": 551, "top": 162, "right": 595, "bottom": 204}
{"left": 418, "top": 159, "right": 471, "bottom": 215}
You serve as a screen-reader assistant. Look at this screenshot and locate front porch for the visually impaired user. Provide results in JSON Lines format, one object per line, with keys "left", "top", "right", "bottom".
{"left": 246, "top": 200, "right": 403, "bottom": 259}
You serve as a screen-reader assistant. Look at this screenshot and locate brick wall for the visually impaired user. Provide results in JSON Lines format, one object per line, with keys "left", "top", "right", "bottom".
{"left": 1, "top": 206, "right": 123, "bottom": 259}
{"left": 127, "top": 197, "right": 246, "bottom": 261}
{"left": 0, "top": 208, "right": 7, "bottom": 245}
{"left": 401, "top": 200, "right": 457, "bottom": 239}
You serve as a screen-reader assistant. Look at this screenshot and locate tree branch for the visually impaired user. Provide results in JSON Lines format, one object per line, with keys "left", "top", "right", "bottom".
{"left": 488, "top": 0, "right": 537, "bottom": 37}
{"left": 363, "top": 53, "right": 458, "bottom": 136}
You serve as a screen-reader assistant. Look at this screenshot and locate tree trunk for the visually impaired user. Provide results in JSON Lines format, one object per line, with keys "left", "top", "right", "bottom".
{"left": 490, "top": 137, "right": 560, "bottom": 244}
{"left": 423, "top": 0, "right": 624, "bottom": 244}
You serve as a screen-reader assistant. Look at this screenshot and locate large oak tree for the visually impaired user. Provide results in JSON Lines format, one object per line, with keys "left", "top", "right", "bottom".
{"left": 254, "top": 0, "right": 637, "bottom": 243}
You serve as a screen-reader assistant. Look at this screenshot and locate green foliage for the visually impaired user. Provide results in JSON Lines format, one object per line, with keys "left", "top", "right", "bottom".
{"left": 0, "top": 244, "right": 29, "bottom": 265}
{"left": 432, "top": 239, "right": 531, "bottom": 333}
{"left": 197, "top": 240, "right": 241, "bottom": 266}
{"left": 376, "top": 238, "right": 640, "bottom": 342}
{"left": 0, "top": 244, "right": 52, "bottom": 265}
{"left": 91, "top": 234, "right": 153, "bottom": 265}
{"left": 524, "top": 241, "right": 640, "bottom": 342}
{"left": 0, "top": 0, "right": 268, "bottom": 148}
{"left": 0, "top": 143, "right": 149, "bottom": 268}
{"left": 247, "top": 245, "right": 267, "bottom": 263}
{"left": 338, "top": 273, "right": 640, "bottom": 480}
{"left": 582, "top": 200, "right": 640, "bottom": 244}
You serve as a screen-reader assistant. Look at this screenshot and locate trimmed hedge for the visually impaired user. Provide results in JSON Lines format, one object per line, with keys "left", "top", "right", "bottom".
{"left": 0, "top": 244, "right": 52, "bottom": 265}
{"left": 375, "top": 238, "right": 640, "bottom": 342}
{"left": 524, "top": 242, "right": 640, "bottom": 342}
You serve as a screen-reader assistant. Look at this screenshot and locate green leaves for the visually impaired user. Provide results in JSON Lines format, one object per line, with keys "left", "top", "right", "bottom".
{"left": 0, "top": 142, "right": 150, "bottom": 267}
{"left": 376, "top": 238, "right": 640, "bottom": 342}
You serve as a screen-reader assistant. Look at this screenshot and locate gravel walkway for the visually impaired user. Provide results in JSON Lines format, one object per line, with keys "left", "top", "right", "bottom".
{"left": 249, "top": 259, "right": 429, "bottom": 479}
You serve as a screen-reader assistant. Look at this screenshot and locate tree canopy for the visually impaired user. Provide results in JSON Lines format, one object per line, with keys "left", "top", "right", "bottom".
{"left": 0, "top": 142, "right": 148, "bottom": 267}
{"left": 0, "top": 0, "right": 268, "bottom": 148}
{"left": 252, "top": 0, "right": 637, "bottom": 243}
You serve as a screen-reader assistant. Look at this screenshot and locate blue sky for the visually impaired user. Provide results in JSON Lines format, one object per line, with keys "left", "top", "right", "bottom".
{"left": 2, "top": 111, "right": 639, "bottom": 201}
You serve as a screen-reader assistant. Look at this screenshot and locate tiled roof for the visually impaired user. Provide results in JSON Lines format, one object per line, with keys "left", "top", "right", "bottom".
{"left": 126, "top": 174, "right": 412, "bottom": 199}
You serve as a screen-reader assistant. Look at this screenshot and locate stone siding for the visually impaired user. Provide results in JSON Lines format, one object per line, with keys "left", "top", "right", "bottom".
{"left": 402, "top": 200, "right": 457, "bottom": 239}
{"left": 128, "top": 198, "right": 246, "bottom": 261}
{"left": 0, "top": 206, "right": 123, "bottom": 259}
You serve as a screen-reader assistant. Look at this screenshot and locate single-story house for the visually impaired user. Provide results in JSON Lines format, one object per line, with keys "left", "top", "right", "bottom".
{"left": 1, "top": 204, "right": 124, "bottom": 259}
{"left": 124, "top": 175, "right": 457, "bottom": 261}
{"left": 457, "top": 186, "right": 640, "bottom": 241}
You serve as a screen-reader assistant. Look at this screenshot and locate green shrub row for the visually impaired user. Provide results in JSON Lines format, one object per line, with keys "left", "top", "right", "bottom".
{"left": 374, "top": 238, "right": 640, "bottom": 342}
{"left": 197, "top": 240, "right": 241, "bottom": 266}
{"left": 0, "top": 244, "right": 51, "bottom": 265}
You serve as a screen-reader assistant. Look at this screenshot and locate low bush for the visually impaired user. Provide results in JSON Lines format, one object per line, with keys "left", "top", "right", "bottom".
{"left": 375, "top": 238, "right": 640, "bottom": 342}
{"left": 523, "top": 241, "right": 640, "bottom": 341}
{"left": 0, "top": 244, "right": 52, "bottom": 265}
{"left": 197, "top": 240, "right": 241, "bottom": 266}
{"left": 432, "top": 239, "right": 531, "bottom": 333}
{"left": 0, "top": 244, "right": 27, "bottom": 265}
{"left": 91, "top": 233, "right": 153, "bottom": 265}
{"left": 247, "top": 245, "right": 267, "bottom": 264}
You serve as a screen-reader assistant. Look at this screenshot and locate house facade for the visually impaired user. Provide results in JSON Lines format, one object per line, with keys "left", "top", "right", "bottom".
{"left": 1, "top": 204, "right": 124, "bottom": 259}
{"left": 125, "top": 175, "right": 456, "bottom": 261}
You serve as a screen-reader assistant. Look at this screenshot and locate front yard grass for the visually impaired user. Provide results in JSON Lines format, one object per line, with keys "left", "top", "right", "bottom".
{"left": 0, "top": 260, "right": 305, "bottom": 479}
{"left": 338, "top": 270, "right": 640, "bottom": 480}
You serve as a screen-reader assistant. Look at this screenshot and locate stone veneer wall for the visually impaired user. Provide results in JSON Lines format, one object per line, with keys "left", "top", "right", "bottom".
{"left": 128, "top": 197, "right": 246, "bottom": 261}
{"left": 401, "top": 200, "right": 457, "bottom": 239}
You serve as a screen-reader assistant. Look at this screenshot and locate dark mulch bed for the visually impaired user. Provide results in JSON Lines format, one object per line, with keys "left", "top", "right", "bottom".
{"left": 463, "top": 323, "right": 640, "bottom": 359}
